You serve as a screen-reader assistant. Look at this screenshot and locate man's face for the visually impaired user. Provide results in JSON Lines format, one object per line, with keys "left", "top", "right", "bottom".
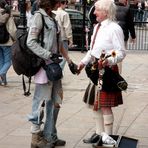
{"left": 94, "top": 7, "right": 108, "bottom": 22}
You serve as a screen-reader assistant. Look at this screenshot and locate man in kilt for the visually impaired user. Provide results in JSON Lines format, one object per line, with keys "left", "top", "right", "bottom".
{"left": 77, "top": 0, "right": 126, "bottom": 147}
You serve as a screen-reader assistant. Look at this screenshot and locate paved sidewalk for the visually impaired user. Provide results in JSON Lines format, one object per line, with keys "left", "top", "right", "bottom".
{"left": 0, "top": 50, "right": 148, "bottom": 148}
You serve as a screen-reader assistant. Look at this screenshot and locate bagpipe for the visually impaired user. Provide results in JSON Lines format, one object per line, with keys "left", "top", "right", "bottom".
{"left": 85, "top": 51, "right": 128, "bottom": 92}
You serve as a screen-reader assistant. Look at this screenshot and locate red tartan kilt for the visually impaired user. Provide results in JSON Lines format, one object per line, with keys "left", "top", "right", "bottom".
{"left": 99, "top": 90, "right": 123, "bottom": 107}
{"left": 99, "top": 65, "right": 123, "bottom": 107}
{"left": 83, "top": 83, "right": 123, "bottom": 107}
{"left": 83, "top": 65, "right": 123, "bottom": 107}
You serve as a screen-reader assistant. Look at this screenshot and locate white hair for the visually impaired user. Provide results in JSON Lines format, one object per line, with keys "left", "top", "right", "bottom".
{"left": 95, "top": 0, "right": 117, "bottom": 21}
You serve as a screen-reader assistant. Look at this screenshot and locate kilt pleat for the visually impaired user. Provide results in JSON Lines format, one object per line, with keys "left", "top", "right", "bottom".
{"left": 99, "top": 90, "right": 123, "bottom": 107}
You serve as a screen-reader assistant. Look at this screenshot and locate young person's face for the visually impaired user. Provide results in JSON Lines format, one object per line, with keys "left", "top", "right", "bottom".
{"left": 53, "top": 2, "right": 60, "bottom": 10}
{"left": 62, "top": 1, "right": 68, "bottom": 9}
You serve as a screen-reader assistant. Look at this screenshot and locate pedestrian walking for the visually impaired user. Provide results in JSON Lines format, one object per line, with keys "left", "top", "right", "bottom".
{"left": 116, "top": 0, "right": 136, "bottom": 73}
{"left": 26, "top": 0, "right": 75, "bottom": 147}
{"left": 77, "top": 0, "right": 126, "bottom": 147}
{"left": 116, "top": 0, "right": 136, "bottom": 49}
{"left": 0, "top": 0, "right": 16, "bottom": 86}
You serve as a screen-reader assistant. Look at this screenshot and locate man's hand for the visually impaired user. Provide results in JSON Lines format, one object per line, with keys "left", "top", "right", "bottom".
{"left": 130, "top": 38, "right": 136, "bottom": 44}
{"left": 98, "top": 59, "right": 108, "bottom": 69}
{"left": 68, "top": 38, "right": 73, "bottom": 48}
{"left": 68, "top": 41, "right": 73, "bottom": 48}
{"left": 77, "top": 62, "right": 85, "bottom": 74}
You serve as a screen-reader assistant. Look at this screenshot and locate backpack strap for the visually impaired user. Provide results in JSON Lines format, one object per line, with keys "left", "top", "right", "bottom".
{"left": 22, "top": 75, "right": 31, "bottom": 96}
{"left": 37, "top": 12, "right": 48, "bottom": 47}
{"left": 53, "top": 18, "right": 60, "bottom": 54}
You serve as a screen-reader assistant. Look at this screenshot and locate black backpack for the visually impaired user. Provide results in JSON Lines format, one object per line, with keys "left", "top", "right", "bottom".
{"left": 11, "top": 13, "right": 46, "bottom": 96}
{"left": 0, "top": 23, "right": 9, "bottom": 44}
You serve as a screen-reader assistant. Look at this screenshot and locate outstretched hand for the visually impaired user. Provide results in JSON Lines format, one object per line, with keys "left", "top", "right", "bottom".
{"left": 68, "top": 61, "right": 78, "bottom": 75}
{"left": 77, "top": 62, "right": 85, "bottom": 74}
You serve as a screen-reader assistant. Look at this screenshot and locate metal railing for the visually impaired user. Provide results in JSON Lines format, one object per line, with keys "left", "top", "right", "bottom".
{"left": 71, "top": 7, "right": 148, "bottom": 51}
{"left": 127, "top": 9, "right": 148, "bottom": 50}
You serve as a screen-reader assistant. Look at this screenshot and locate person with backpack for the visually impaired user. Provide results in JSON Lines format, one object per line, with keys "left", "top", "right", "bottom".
{"left": 0, "top": 0, "right": 16, "bottom": 85}
{"left": 26, "top": 0, "right": 76, "bottom": 147}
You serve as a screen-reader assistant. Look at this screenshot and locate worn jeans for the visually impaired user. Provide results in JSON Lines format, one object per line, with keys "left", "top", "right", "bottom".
{"left": 49, "top": 80, "right": 63, "bottom": 142}
{"left": 60, "top": 40, "right": 68, "bottom": 70}
{"left": 28, "top": 80, "right": 62, "bottom": 142}
{"left": 0, "top": 46, "right": 12, "bottom": 76}
{"left": 28, "top": 83, "right": 54, "bottom": 142}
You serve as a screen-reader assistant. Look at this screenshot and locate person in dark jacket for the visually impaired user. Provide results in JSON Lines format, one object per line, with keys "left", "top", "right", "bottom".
{"left": 115, "top": 0, "right": 136, "bottom": 73}
{"left": 116, "top": 0, "right": 136, "bottom": 47}
{"left": 88, "top": 0, "right": 98, "bottom": 26}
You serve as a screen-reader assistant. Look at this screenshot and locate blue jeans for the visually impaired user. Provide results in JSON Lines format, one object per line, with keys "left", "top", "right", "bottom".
{"left": 28, "top": 83, "right": 54, "bottom": 142}
{"left": 28, "top": 80, "right": 62, "bottom": 142}
{"left": 60, "top": 40, "right": 68, "bottom": 70}
{"left": 0, "top": 49, "right": 3, "bottom": 69}
{"left": 50, "top": 80, "right": 63, "bottom": 141}
{"left": 0, "top": 46, "right": 12, "bottom": 76}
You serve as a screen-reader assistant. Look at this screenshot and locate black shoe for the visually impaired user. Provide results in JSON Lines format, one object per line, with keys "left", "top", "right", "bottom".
{"left": 92, "top": 136, "right": 102, "bottom": 148}
{"left": 83, "top": 133, "right": 100, "bottom": 144}
{"left": 0, "top": 74, "right": 7, "bottom": 86}
{"left": 53, "top": 139, "right": 66, "bottom": 146}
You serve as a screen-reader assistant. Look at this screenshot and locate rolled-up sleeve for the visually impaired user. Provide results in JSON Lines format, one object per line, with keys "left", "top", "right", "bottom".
{"left": 81, "top": 50, "right": 92, "bottom": 65}
{"left": 107, "top": 27, "right": 126, "bottom": 65}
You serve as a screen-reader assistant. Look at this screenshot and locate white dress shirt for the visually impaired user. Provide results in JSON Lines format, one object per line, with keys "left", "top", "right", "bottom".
{"left": 81, "top": 19, "right": 126, "bottom": 66}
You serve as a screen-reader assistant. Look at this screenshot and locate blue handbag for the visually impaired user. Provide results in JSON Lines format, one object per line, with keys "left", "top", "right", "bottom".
{"left": 43, "top": 63, "right": 63, "bottom": 81}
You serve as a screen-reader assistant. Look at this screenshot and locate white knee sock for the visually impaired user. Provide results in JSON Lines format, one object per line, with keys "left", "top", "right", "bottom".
{"left": 93, "top": 110, "right": 104, "bottom": 135}
{"left": 103, "top": 114, "right": 114, "bottom": 135}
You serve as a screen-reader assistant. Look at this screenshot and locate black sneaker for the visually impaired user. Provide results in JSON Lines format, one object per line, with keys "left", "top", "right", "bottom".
{"left": 83, "top": 133, "right": 100, "bottom": 144}
{"left": 92, "top": 136, "right": 102, "bottom": 148}
{"left": 53, "top": 139, "right": 66, "bottom": 146}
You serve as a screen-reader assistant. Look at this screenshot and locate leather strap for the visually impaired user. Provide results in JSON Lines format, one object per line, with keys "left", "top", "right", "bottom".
{"left": 91, "top": 23, "right": 101, "bottom": 50}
